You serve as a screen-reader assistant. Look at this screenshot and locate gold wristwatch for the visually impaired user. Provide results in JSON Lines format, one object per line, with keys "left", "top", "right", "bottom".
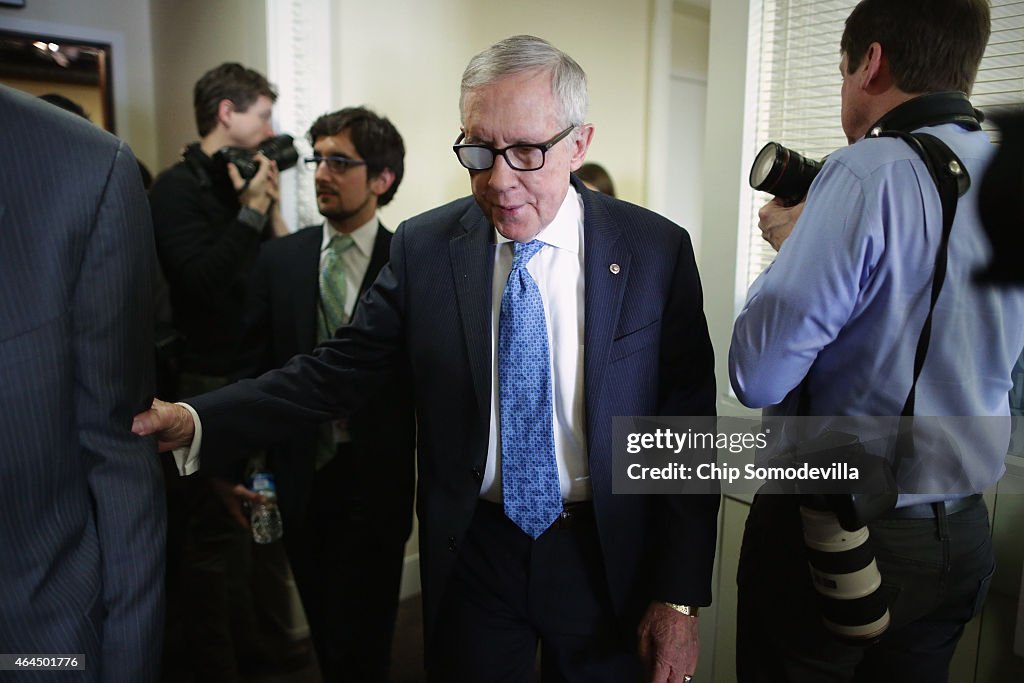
{"left": 663, "top": 602, "right": 699, "bottom": 617}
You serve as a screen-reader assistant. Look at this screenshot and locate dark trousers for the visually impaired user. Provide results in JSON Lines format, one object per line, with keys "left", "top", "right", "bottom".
{"left": 736, "top": 494, "right": 994, "bottom": 683}
{"left": 429, "top": 500, "right": 641, "bottom": 683}
{"left": 162, "top": 373, "right": 295, "bottom": 682}
{"left": 285, "top": 448, "right": 408, "bottom": 683}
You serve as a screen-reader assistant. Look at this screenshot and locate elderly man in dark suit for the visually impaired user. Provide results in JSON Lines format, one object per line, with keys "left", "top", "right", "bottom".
{"left": 233, "top": 107, "right": 414, "bottom": 682}
{"left": 135, "top": 35, "right": 718, "bottom": 683}
{"left": 0, "top": 85, "right": 165, "bottom": 681}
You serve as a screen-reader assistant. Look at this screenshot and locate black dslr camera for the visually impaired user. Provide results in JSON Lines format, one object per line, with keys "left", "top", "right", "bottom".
{"left": 215, "top": 134, "right": 299, "bottom": 180}
{"left": 749, "top": 142, "right": 824, "bottom": 205}
{"left": 977, "top": 108, "right": 1024, "bottom": 284}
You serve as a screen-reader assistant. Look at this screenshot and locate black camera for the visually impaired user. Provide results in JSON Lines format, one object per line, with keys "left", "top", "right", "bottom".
{"left": 749, "top": 141, "right": 824, "bottom": 205}
{"left": 216, "top": 134, "right": 299, "bottom": 180}
{"left": 977, "top": 108, "right": 1024, "bottom": 284}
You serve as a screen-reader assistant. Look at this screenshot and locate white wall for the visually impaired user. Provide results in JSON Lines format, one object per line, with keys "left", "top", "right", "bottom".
{"left": 329, "top": 0, "right": 653, "bottom": 229}
{"left": 665, "top": 5, "right": 711, "bottom": 267}
{"left": 702, "top": 0, "right": 756, "bottom": 414}
{"left": 0, "top": 0, "right": 157, "bottom": 168}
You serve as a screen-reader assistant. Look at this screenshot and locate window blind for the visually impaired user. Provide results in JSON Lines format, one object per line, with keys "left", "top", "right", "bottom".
{"left": 741, "top": 0, "right": 1024, "bottom": 291}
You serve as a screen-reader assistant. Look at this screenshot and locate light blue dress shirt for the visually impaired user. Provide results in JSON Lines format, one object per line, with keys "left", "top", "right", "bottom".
{"left": 730, "top": 122, "right": 1024, "bottom": 503}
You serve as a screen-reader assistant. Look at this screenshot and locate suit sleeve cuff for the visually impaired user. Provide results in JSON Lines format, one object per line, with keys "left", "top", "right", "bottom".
{"left": 171, "top": 402, "right": 203, "bottom": 475}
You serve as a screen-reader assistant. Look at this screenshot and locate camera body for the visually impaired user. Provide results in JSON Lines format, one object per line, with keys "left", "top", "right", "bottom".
{"left": 977, "top": 108, "right": 1024, "bottom": 283}
{"left": 215, "top": 134, "right": 299, "bottom": 180}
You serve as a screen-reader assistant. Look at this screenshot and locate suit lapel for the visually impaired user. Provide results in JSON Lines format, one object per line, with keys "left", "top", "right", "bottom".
{"left": 358, "top": 224, "right": 392, "bottom": 302}
{"left": 450, "top": 204, "right": 494, "bottom": 420}
{"left": 582, "top": 183, "right": 631, "bottom": 424}
{"left": 295, "top": 226, "right": 322, "bottom": 347}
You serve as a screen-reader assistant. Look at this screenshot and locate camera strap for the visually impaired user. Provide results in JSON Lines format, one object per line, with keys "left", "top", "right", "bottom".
{"left": 879, "top": 131, "right": 970, "bottom": 473}
{"left": 798, "top": 130, "right": 971, "bottom": 477}
{"left": 182, "top": 142, "right": 213, "bottom": 189}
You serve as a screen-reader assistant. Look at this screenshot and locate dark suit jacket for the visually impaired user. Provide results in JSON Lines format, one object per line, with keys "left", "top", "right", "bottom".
{"left": 232, "top": 223, "right": 415, "bottom": 538}
{"left": 191, "top": 177, "right": 718, "bottom": 650}
{"left": 0, "top": 85, "right": 165, "bottom": 681}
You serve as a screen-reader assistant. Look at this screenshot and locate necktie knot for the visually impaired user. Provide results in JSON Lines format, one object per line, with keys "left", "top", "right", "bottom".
{"left": 328, "top": 233, "right": 355, "bottom": 257}
{"left": 512, "top": 239, "right": 545, "bottom": 271}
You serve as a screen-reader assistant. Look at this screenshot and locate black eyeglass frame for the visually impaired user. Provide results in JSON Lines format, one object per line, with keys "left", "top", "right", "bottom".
{"left": 304, "top": 155, "right": 368, "bottom": 173}
{"left": 452, "top": 125, "right": 577, "bottom": 171}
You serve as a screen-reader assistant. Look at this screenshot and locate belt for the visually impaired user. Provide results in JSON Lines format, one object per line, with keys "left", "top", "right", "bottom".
{"left": 883, "top": 493, "right": 982, "bottom": 520}
{"left": 477, "top": 499, "right": 594, "bottom": 533}
{"left": 546, "top": 501, "right": 594, "bottom": 532}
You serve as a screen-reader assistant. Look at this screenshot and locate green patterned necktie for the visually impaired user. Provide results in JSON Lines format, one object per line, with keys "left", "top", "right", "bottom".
{"left": 319, "top": 233, "right": 355, "bottom": 340}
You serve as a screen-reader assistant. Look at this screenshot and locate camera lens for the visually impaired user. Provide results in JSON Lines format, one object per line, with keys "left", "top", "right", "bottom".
{"left": 749, "top": 142, "right": 824, "bottom": 205}
{"left": 750, "top": 142, "right": 783, "bottom": 189}
{"left": 258, "top": 134, "right": 299, "bottom": 173}
{"left": 800, "top": 506, "right": 891, "bottom": 642}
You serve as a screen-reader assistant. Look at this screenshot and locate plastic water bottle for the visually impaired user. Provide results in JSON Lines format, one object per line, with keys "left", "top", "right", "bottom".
{"left": 249, "top": 471, "right": 283, "bottom": 544}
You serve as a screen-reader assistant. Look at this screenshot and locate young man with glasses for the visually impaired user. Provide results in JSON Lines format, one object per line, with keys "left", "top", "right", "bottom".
{"left": 136, "top": 35, "right": 717, "bottom": 683}
{"left": 233, "top": 107, "right": 413, "bottom": 682}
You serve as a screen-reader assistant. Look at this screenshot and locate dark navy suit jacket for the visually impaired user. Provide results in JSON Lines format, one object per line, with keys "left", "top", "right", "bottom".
{"left": 191, "top": 177, "right": 718, "bottom": 650}
{"left": 232, "top": 223, "right": 415, "bottom": 541}
{"left": 0, "top": 85, "right": 165, "bottom": 681}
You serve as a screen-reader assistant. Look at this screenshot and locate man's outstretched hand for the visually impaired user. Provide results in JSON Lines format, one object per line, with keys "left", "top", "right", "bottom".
{"left": 132, "top": 398, "right": 195, "bottom": 452}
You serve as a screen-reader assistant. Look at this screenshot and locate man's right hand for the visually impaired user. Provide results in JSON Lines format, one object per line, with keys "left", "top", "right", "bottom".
{"left": 758, "top": 196, "right": 805, "bottom": 252}
{"left": 227, "top": 152, "right": 278, "bottom": 214}
{"left": 132, "top": 398, "right": 195, "bottom": 452}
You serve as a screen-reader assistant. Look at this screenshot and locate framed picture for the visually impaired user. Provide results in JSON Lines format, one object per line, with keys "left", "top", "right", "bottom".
{"left": 0, "top": 29, "right": 116, "bottom": 133}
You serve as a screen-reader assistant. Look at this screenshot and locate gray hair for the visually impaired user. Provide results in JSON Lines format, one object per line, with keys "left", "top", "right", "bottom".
{"left": 459, "top": 35, "right": 588, "bottom": 128}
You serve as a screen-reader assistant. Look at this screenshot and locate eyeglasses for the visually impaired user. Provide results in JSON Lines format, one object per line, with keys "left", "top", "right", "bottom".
{"left": 304, "top": 155, "right": 368, "bottom": 173}
{"left": 453, "top": 125, "right": 576, "bottom": 171}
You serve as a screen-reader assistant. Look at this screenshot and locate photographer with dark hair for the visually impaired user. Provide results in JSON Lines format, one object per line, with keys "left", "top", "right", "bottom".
{"left": 149, "top": 62, "right": 289, "bottom": 680}
{"left": 233, "top": 106, "right": 414, "bottom": 681}
{"left": 151, "top": 62, "right": 288, "bottom": 392}
{"left": 730, "top": 1, "right": 1024, "bottom": 680}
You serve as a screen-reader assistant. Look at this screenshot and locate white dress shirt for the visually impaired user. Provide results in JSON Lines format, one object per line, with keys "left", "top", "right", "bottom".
{"left": 479, "top": 186, "right": 591, "bottom": 503}
{"left": 318, "top": 216, "right": 379, "bottom": 329}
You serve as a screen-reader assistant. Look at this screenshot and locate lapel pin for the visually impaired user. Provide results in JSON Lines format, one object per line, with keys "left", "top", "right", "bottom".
{"left": 609, "top": 263, "right": 621, "bottom": 274}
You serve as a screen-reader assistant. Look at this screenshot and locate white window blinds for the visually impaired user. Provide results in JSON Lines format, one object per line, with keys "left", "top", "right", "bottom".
{"left": 740, "top": 0, "right": 1024, "bottom": 292}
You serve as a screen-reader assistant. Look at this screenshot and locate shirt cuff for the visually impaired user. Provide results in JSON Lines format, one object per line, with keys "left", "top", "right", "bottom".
{"left": 237, "top": 205, "right": 268, "bottom": 232}
{"left": 171, "top": 402, "right": 203, "bottom": 476}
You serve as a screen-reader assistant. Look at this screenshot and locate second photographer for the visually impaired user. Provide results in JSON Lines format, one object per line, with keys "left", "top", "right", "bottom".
{"left": 728, "top": 1, "right": 1024, "bottom": 681}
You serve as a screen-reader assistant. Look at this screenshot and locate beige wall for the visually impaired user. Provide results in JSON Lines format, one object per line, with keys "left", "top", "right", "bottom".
{"left": 149, "top": 0, "right": 269, "bottom": 171}
{"left": 330, "top": 0, "right": 653, "bottom": 229}
{"left": 0, "top": 0, "right": 157, "bottom": 167}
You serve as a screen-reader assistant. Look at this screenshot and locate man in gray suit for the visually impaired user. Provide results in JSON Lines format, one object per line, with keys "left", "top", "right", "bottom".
{"left": 0, "top": 85, "right": 165, "bottom": 681}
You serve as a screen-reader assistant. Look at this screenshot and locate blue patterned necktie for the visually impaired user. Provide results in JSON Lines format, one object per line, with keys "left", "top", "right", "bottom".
{"left": 499, "top": 239, "right": 563, "bottom": 539}
{"left": 319, "top": 233, "right": 355, "bottom": 340}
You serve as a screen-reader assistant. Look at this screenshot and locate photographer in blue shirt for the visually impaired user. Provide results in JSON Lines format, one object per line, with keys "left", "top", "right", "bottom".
{"left": 730, "top": 1, "right": 1024, "bottom": 680}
